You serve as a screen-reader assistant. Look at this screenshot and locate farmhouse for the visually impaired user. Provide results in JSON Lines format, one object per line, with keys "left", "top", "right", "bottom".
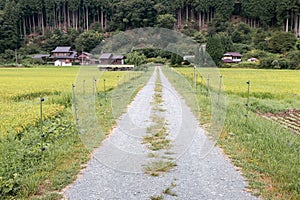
{"left": 99, "top": 53, "right": 125, "bottom": 65}
{"left": 222, "top": 52, "right": 242, "bottom": 63}
{"left": 50, "top": 46, "right": 79, "bottom": 66}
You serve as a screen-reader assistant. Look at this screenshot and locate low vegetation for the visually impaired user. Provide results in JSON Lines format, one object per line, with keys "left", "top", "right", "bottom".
{"left": 165, "top": 67, "right": 300, "bottom": 199}
{"left": 0, "top": 66, "right": 151, "bottom": 199}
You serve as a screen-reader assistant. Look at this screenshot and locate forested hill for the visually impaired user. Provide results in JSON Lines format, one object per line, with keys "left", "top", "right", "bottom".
{"left": 2, "top": 0, "right": 300, "bottom": 38}
{"left": 1, "top": 0, "right": 300, "bottom": 66}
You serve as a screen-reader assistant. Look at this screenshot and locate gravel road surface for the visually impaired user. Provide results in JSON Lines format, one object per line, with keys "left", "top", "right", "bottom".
{"left": 64, "top": 67, "right": 258, "bottom": 200}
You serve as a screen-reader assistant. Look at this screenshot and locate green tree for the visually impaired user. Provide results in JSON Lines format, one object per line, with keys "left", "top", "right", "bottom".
{"left": 157, "top": 14, "right": 176, "bottom": 29}
{"left": 206, "top": 34, "right": 224, "bottom": 66}
{"left": 268, "top": 31, "right": 297, "bottom": 53}
{"left": 208, "top": 14, "right": 233, "bottom": 35}
{"left": 219, "top": 33, "right": 234, "bottom": 52}
{"left": 0, "top": 1, "right": 19, "bottom": 53}
{"left": 252, "top": 29, "right": 270, "bottom": 50}
{"left": 170, "top": 53, "right": 183, "bottom": 65}
{"left": 126, "top": 51, "right": 147, "bottom": 67}
{"left": 193, "top": 32, "right": 206, "bottom": 44}
{"left": 109, "top": 0, "right": 157, "bottom": 31}
{"left": 75, "top": 30, "right": 103, "bottom": 52}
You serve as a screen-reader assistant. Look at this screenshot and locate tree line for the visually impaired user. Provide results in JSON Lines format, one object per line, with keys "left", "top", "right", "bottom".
{"left": 2, "top": 0, "right": 300, "bottom": 37}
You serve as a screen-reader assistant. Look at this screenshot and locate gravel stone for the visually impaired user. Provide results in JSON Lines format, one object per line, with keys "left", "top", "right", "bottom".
{"left": 64, "top": 67, "right": 259, "bottom": 200}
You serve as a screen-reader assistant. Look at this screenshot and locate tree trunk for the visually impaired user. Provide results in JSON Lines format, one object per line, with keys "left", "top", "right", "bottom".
{"left": 285, "top": 11, "right": 290, "bottom": 32}
{"left": 86, "top": 6, "right": 89, "bottom": 31}
{"left": 101, "top": 9, "right": 104, "bottom": 30}
{"left": 83, "top": 7, "right": 86, "bottom": 30}
{"left": 41, "top": 13, "right": 45, "bottom": 35}
{"left": 23, "top": 18, "right": 26, "bottom": 42}
{"left": 199, "top": 12, "right": 201, "bottom": 31}
{"left": 68, "top": 7, "right": 71, "bottom": 28}
{"left": 286, "top": 17, "right": 289, "bottom": 32}
{"left": 63, "top": 3, "right": 66, "bottom": 30}
{"left": 186, "top": 4, "right": 189, "bottom": 22}
{"left": 296, "top": 16, "right": 298, "bottom": 35}
{"left": 53, "top": 7, "right": 56, "bottom": 28}
{"left": 178, "top": 9, "right": 182, "bottom": 27}
{"left": 58, "top": 6, "right": 61, "bottom": 30}
{"left": 105, "top": 14, "right": 107, "bottom": 29}
{"left": 33, "top": 15, "right": 36, "bottom": 33}
{"left": 206, "top": 12, "right": 208, "bottom": 25}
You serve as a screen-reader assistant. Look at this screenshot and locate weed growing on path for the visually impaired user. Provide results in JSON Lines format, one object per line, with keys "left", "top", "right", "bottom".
{"left": 142, "top": 69, "right": 176, "bottom": 176}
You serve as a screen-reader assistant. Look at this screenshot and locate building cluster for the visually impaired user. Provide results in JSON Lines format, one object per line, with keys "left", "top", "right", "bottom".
{"left": 33, "top": 46, "right": 126, "bottom": 67}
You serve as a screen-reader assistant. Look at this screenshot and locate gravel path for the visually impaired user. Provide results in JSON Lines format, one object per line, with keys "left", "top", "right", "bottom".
{"left": 64, "top": 67, "right": 258, "bottom": 200}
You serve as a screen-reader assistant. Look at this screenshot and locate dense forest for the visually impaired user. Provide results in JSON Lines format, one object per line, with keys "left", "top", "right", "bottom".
{"left": 1, "top": 0, "right": 300, "bottom": 36}
{"left": 1, "top": 0, "right": 300, "bottom": 68}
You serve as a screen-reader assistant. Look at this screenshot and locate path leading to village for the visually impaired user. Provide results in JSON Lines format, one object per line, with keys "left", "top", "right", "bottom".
{"left": 64, "top": 67, "right": 258, "bottom": 200}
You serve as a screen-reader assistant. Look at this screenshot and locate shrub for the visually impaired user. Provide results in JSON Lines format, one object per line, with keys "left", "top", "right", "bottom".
{"left": 244, "top": 49, "right": 277, "bottom": 60}
{"left": 286, "top": 50, "right": 300, "bottom": 67}
{"left": 72, "top": 62, "right": 81, "bottom": 65}
{"left": 269, "top": 31, "right": 297, "bottom": 53}
{"left": 259, "top": 57, "right": 274, "bottom": 69}
{"left": 277, "top": 58, "right": 297, "bottom": 69}
{"left": 231, "top": 61, "right": 259, "bottom": 68}
{"left": 147, "top": 56, "right": 167, "bottom": 64}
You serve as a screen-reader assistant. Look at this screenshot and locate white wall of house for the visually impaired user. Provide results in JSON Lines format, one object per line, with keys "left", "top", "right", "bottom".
{"left": 54, "top": 60, "right": 72, "bottom": 66}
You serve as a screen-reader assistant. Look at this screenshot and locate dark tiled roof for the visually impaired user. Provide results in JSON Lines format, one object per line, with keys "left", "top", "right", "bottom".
{"left": 51, "top": 46, "right": 72, "bottom": 53}
{"left": 50, "top": 51, "right": 77, "bottom": 59}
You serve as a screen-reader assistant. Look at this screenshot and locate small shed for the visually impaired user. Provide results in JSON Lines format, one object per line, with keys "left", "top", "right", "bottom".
{"left": 222, "top": 52, "right": 242, "bottom": 63}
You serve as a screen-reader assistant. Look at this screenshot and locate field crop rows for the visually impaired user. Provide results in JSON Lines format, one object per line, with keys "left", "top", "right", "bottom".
{"left": 0, "top": 67, "right": 131, "bottom": 136}
{"left": 0, "top": 66, "right": 144, "bottom": 199}
{"left": 261, "top": 109, "right": 300, "bottom": 134}
{"left": 0, "top": 68, "right": 77, "bottom": 135}
{"left": 177, "top": 68, "right": 300, "bottom": 99}
{"left": 175, "top": 67, "right": 300, "bottom": 134}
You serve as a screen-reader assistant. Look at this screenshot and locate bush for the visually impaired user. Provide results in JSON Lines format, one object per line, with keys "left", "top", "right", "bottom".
{"left": 269, "top": 31, "right": 297, "bottom": 53}
{"left": 231, "top": 61, "right": 259, "bottom": 68}
{"left": 147, "top": 56, "right": 167, "bottom": 64}
{"left": 286, "top": 50, "right": 300, "bottom": 66}
{"left": 72, "top": 62, "right": 81, "bottom": 65}
{"left": 277, "top": 58, "right": 297, "bottom": 69}
{"left": 244, "top": 49, "right": 277, "bottom": 60}
{"left": 259, "top": 57, "right": 274, "bottom": 69}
